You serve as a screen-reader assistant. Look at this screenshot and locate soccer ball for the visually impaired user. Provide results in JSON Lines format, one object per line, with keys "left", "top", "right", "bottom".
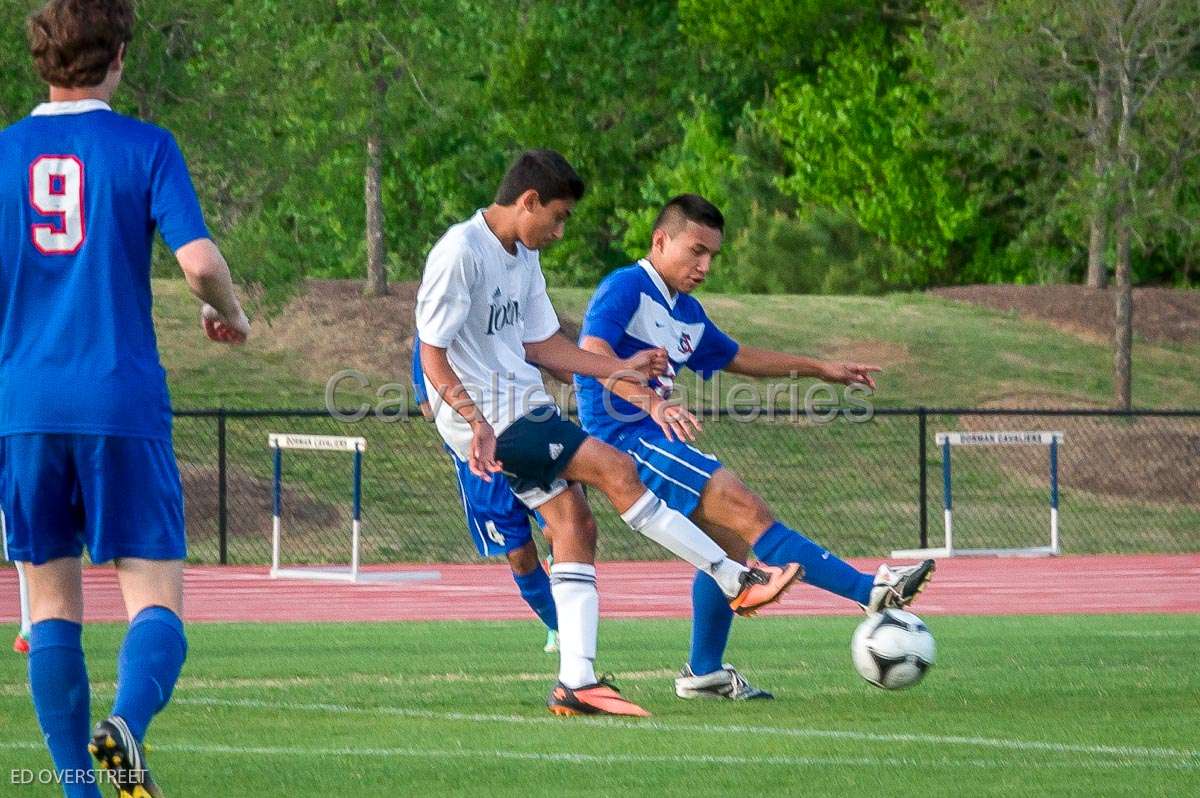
{"left": 851, "top": 609, "right": 935, "bottom": 689}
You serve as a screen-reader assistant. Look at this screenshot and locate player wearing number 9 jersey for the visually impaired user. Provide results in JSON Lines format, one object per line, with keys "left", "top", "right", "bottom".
{"left": 0, "top": 2, "right": 250, "bottom": 796}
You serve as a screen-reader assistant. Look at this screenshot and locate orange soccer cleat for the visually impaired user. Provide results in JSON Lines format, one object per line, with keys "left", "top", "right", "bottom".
{"left": 547, "top": 676, "right": 651, "bottom": 717}
{"left": 729, "top": 563, "right": 803, "bottom": 617}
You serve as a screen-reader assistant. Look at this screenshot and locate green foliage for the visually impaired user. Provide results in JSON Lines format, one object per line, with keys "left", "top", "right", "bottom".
{"left": 678, "top": 0, "right": 878, "bottom": 89}
{"left": 0, "top": 2, "right": 41, "bottom": 123}
{"left": 759, "top": 28, "right": 984, "bottom": 287}
{"left": 2, "top": 0, "right": 1196, "bottom": 292}
{"left": 616, "top": 98, "right": 748, "bottom": 260}
{"left": 720, "top": 206, "right": 906, "bottom": 294}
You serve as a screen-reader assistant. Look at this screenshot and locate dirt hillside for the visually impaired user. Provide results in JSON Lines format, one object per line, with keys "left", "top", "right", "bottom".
{"left": 931, "top": 285, "right": 1198, "bottom": 345}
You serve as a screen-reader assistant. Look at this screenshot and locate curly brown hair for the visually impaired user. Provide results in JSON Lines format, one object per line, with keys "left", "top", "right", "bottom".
{"left": 27, "top": 0, "right": 134, "bottom": 88}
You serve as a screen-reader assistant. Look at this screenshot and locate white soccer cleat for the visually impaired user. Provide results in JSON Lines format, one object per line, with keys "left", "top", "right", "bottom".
{"left": 543, "top": 629, "right": 559, "bottom": 654}
{"left": 674, "top": 664, "right": 773, "bottom": 700}
{"left": 865, "top": 559, "right": 936, "bottom": 613}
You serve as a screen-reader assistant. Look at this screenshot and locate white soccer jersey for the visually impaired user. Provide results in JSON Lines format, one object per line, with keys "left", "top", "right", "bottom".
{"left": 416, "top": 209, "right": 560, "bottom": 458}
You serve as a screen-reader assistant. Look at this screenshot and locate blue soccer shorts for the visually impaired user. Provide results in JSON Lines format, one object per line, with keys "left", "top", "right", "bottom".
{"left": 447, "top": 446, "right": 543, "bottom": 558}
{"left": 0, "top": 434, "right": 186, "bottom": 565}
{"left": 622, "top": 434, "right": 724, "bottom": 518}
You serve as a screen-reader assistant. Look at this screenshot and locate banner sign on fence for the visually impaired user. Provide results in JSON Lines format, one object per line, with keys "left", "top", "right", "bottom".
{"left": 268, "top": 433, "right": 367, "bottom": 452}
{"left": 935, "top": 431, "right": 1063, "bottom": 446}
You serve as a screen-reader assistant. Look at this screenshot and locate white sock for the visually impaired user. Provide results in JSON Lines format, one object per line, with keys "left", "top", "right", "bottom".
{"left": 550, "top": 562, "right": 598, "bottom": 689}
{"left": 15, "top": 561, "right": 31, "bottom": 637}
{"left": 620, "top": 491, "right": 748, "bottom": 598}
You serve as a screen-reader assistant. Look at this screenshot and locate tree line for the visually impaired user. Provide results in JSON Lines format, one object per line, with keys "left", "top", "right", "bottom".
{"left": 2, "top": 0, "right": 1197, "bottom": 308}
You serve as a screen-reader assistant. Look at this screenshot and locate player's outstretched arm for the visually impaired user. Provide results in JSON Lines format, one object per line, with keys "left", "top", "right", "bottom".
{"left": 727, "top": 345, "right": 881, "bottom": 389}
{"left": 524, "top": 331, "right": 667, "bottom": 382}
{"left": 579, "top": 335, "right": 702, "bottom": 442}
{"left": 176, "top": 239, "right": 250, "bottom": 344}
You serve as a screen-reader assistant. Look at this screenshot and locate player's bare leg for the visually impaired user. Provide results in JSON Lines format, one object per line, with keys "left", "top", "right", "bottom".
{"left": 694, "top": 468, "right": 933, "bottom": 610}
{"left": 113, "top": 559, "right": 183, "bottom": 620}
{"left": 559, "top": 439, "right": 799, "bottom": 614}
{"left": 25, "top": 558, "right": 85, "bottom": 624}
{"left": 14, "top": 560, "right": 33, "bottom": 653}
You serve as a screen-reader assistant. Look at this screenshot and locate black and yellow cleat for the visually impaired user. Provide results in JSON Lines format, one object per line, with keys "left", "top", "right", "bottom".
{"left": 89, "top": 716, "right": 163, "bottom": 798}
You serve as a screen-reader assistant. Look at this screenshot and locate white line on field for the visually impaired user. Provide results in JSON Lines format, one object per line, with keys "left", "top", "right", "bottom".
{"left": 172, "top": 696, "right": 1200, "bottom": 766}
{"left": 0, "top": 669, "right": 682, "bottom": 697}
{"left": 1093, "top": 630, "right": 1198, "bottom": 638}
{"left": 0, "top": 739, "right": 1194, "bottom": 772}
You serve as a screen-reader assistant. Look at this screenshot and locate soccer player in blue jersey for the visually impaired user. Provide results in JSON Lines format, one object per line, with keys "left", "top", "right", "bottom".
{"left": 411, "top": 338, "right": 560, "bottom": 653}
{"left": 577, "top": 194, "right": 935, "bottom": 700}
{"left": 1, "top": 2, "right": 250, "bottom": 795}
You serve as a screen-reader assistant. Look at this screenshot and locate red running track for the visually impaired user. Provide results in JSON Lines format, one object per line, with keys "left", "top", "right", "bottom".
{"left": 1, "top": 555, "right": 1197, "bottom": 624}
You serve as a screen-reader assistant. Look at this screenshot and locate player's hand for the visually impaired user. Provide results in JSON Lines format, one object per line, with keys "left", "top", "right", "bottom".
{"left": 621, "top": 347, "right": 669, "bottom": 382}
{"left": 821, "top": 361, "right": 881, "bottom": 390}
{"left": 469, "top": 420, "right": 503, "bottom": 480}
{"left": 201, "top": 304, "right": 251, "bottom": 344}
{"left": 651, "top": 400, "right": 702, "bottom": 443}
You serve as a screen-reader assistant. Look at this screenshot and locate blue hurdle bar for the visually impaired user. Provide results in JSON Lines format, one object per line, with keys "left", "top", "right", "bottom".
{"left": 942, "top": 437, "right": 953, "bottom": 555}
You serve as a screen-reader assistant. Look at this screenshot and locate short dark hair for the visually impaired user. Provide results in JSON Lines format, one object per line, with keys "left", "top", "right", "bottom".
{"left": 495, "top": 149, "right": 585, "bottom": 206}
{"left": 652, "top": 194, "right": 725, "bottom": 237}
{"left": 28, "top": 0, "right": 134, "bottom": 88}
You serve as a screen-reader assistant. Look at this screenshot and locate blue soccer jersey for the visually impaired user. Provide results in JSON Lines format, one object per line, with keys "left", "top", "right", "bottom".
{"left": 0, "top": 99, "right": 209, "bottom": 440}
{"left": 576, "top": 259, "right": 739, "bottom": 447}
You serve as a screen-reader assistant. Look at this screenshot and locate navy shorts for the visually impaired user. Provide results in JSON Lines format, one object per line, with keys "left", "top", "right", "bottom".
{"left": 495, "top": 406, "right": 588, "bottom": 509}
{"left": 1, "top": 434, "right": 186, "bottom": 565}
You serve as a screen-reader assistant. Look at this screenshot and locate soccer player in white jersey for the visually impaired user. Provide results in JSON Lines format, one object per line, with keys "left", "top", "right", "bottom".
{"left": 576, "top": 194, "right": 935, "bottom": 700}
{"left": 1, "top": 2, "right": 250, "bottom": 795}
{"left": 416, "top": 151, "right": 801, "bottom": 717}
{"left": 13, "top": 559, "right": 32, "bottom": 654}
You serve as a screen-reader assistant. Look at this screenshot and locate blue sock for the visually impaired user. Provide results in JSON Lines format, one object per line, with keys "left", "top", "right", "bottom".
{"left": 688, "top": 572, "right": 733, "bottom": 677}
{"left": 112, "top": 607, "right": 187, "bottom": 742}
{"left": 753, "top": 521, "right": 874, "bottom": 605}
{"left": 513, "top": 567, "right": 558, "bottom": 632}
{"left": 28, "top": 620, "right": 102, "bottom": 798}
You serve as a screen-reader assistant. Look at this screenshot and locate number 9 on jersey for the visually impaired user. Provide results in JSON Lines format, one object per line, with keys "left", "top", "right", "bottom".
{"left": 30, "top": 155, "right": 85, "bottom": 255}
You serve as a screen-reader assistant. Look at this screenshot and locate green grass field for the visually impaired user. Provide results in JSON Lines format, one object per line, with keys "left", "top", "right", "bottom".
{"left": 2, "top": 614, "right": 1198, "bottom": 796}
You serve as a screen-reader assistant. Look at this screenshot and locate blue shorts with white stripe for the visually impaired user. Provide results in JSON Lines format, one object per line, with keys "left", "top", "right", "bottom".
{"left": 622, "top": 434, "right": 723, "bottom": 518}
{"left": 446, "top": 446, "right": 540, "bottom": 558}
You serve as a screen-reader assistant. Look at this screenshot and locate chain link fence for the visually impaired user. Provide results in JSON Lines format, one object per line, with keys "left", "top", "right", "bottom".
{"left": 174, "top": 408, "right": 1200, "bottom": 565}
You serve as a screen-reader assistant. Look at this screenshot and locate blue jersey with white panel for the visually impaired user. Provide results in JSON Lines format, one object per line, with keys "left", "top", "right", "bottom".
{"left": 0, "top": 100, "right": 209, "bottom": 440}
{"left": 575, "top": 259, "right": 739, "bottom": 448}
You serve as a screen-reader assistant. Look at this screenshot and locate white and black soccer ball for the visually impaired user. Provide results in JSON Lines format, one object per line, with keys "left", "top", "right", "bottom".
{"left": 851, "top": 609, "right": 935, "bottom": 690}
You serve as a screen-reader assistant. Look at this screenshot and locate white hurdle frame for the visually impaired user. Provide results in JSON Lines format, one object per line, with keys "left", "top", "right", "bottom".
{"left": 268, "top": 433, "right": 438, "bottom": 584}
{"left": 892, "top": 431, "right": 1063, "bottom": 559}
